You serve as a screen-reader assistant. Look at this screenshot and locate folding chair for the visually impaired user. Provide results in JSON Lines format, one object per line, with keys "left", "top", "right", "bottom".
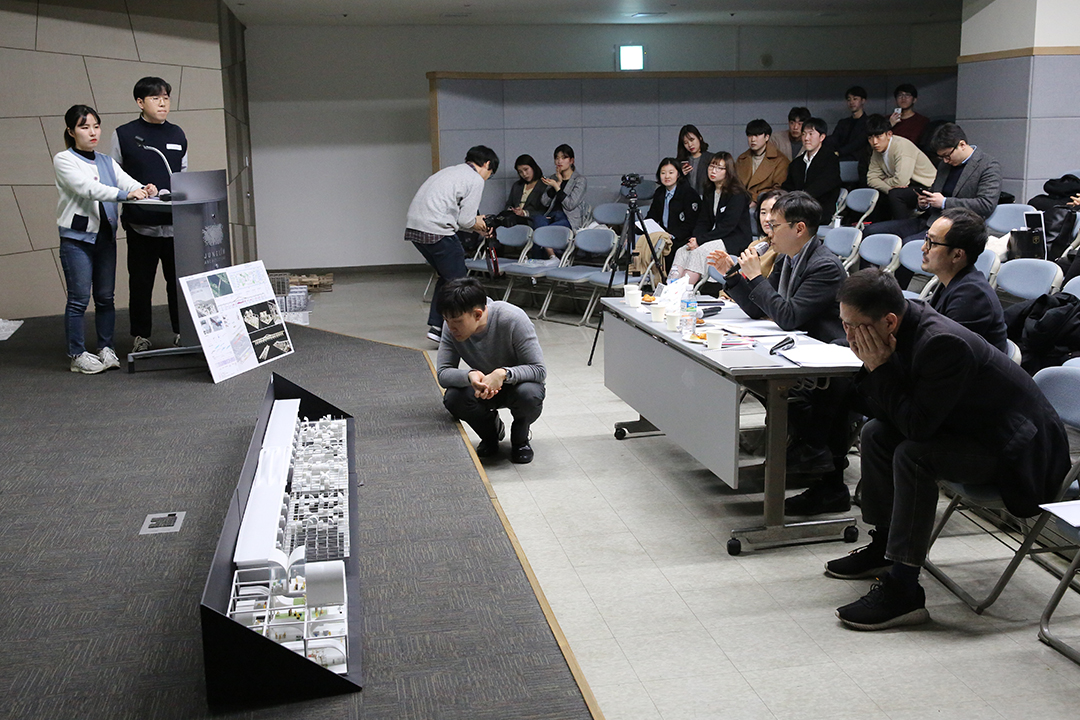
{"left": 844, "top": 188, "right": 879, "bottom": 230}
{"left": 839, "top": 160, "right": 860, "bottom": 186}
{"left": 857, "top": 233, "right": 902, "bottom": 274}
{"left": 986, "top": 203, "right": 1036, "bottom": 239}
{"left": 501, "top": 225, "right": 574, "bottom": 304}
{"left": 1038, "top": 513, "right": 1080, "bottom": 665}
{"left": 581, "top": 234, "right": 670, "bottom": 325}
{"left": 823, "top": 226, "right": 862, "bottom": 271}
{"left": 1062, "top": 275, "right": 1080, "bottom": 297}
{"left": 538, "top": 227, "right": 618, "bottom": 324}
{"left": 1005, "top": 338, "right": 1022, "bottom": 365}
{"left": 592, "top": 202, "right": 628, "bottom": 229}
{"left": 924, "top": 365, "right": 1080, "bottom": 613}
{"left": 974, "top": 247, "right": 1001, "bottom": 283}
{"left": 993, "top": 258, "right": 1064, "bottom": 301}
{"left": 897, "top": 239, "right": 935, "bottom": 299}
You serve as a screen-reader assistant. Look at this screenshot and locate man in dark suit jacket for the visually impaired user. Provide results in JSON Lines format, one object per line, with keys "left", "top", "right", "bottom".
{"left": 782, "top": 118, "right": 842, "bottom": 227}
{"left": 923, "top": 207, "right": 1007, "bottom": 352}
{"left": 825, "top": 270, "right": 1070, "bottom": 631}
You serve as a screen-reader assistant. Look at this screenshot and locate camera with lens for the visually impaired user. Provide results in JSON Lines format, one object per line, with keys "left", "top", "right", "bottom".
{"left": 620, "top": 173, "right": 642, "bottom": 188}
{"left": 483, "top": 213, "right": 509, "bottom": 231}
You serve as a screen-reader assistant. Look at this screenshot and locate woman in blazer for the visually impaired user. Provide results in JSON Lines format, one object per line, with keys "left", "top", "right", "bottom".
{"left": 669, "top": 152, "right": 753, "bottom": 285}
{"left": 675, "top": 125, "right": 714, "bottom": 198}
{"left": 500, "top": 154, "right": 548, "bottom": 227}
{"left": 537, "top": 143, "right": 590, "bottom": 231}
{"left": 54, "top": 104, "right": 154, "bottom": 374}
{"left": 646, "top": 157, "right": 701, "bottom": 263}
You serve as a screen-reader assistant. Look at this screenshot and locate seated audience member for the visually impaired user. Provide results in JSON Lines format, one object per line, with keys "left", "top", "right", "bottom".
{"left": 533, "top": 144, "right": 590, "bottom": 263}
{"left": 437, "top": 277, "right": 546, "bottom": 464}
{"left": 499, "top": 154, "right": 548, "bottom": 227}
{"left": 776, "top": 106, "right": 811, "bottom": 161}
{"left": 825, "top": 269, "right": 1069, "bottom": 630}
{"left": 675, "top": 124, "right": 714, "bottom": 197}
{"left": 668, "top": 152, "right": 752, "bottom": 284}
{"left": 864, "top": 114, "right": 937, "bottom": 221}
{"left": 751, "top": 188, "right": 786, "bottom": 279}
{"left": 646, "top": 157, "right": 701, "bottom": 262}
{"left": 888, "top": 84, "right": 929, "bottom": 145}
{"left": 830, "top": 86, "right": 870, "bottom": 175}
{"left": 707, "top": 191, "right": 844, "bottom": 342}
{"left": 865, "top": 123, "right": 1002, "bottom": 247}
{"left": 736, "top": 119, "right": 790, "bottom": 207}
{"left": 921, "top": 208, "right": 1008, "bottom": 351}
{"left": 782, "top": 117, "right": 842, "bottom": 226}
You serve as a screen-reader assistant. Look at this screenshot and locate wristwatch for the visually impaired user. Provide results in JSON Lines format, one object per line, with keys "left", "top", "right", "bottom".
{"left": 503, "top": 367, "right": 513, "bottom": 383}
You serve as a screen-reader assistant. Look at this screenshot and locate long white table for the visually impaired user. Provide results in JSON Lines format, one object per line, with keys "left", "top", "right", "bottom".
{"left": 601, "top": 297, "right": 860, "bottom": 553}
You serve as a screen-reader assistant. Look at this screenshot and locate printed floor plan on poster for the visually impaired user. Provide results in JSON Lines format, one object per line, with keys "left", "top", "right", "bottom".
{"left": 180, "top": 260, "right": 295, "bottom": 383}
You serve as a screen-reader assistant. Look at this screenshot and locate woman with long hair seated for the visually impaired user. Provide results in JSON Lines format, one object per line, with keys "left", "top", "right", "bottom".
{"left": 645, "top": 157, "right": 701, "bottom": 264}
{"left": 668, "top": 152, "right": 752, "bottom": 285}
{"left": 498, "top": 154, "right": 547, "bottom": 227}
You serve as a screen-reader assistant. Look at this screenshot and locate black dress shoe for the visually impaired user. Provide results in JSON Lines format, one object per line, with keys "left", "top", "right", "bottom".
{"left": 475, "top": 416, "right": 505, "bottom": 458}
{"left": 785, "top": 483, "right": 851, "bottom": 516}
{"left": 510, "top": 443, "right": 534, "bottom": 464}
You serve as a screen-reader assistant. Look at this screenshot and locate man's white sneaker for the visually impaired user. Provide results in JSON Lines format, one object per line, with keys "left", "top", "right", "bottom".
{"left": 132, "top": 336, "right": 152, "bottom": 353}
{"left": 97, "top": 347, "right": 121, "bottom": 370}
{"left": 70, "top": 352, "right": 106, "bottom": 375}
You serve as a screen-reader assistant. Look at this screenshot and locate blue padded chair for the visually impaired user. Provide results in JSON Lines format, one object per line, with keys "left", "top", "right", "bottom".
{"left": 1063, "top": 357, "right": 1080, "bottom": 368}
{"left": 843, "top": 188, "right": 879, "bottom": 230}
{"left": 464, "top": 224, "right": 532, "bottom": 275}
{"left": 974, "top": 247, "right": 1001, "bottom": 282}
{"left": 993, "top": 258, "right": 1064, "bottom": 301}
{"left": 897, "top": 239, "right": 935, "bottom": 299}
{"left": 823, "top": 226, "right": 862, "bottom": 271}
{"left": 500, "top": 225, "right": 574, "bottom": 303}
{"left": 581, "top": 233, "right": 670, "bottom": 324}
{"left": 924, "top": 365, "right": 1080, "bottom": 613}
{"left": 857, "top": 233, "right": 902, "bottom": 273}
{"left": 538, "top": 227, "right": 618, "bottom": 324}
{"left": 986, "top": 203, "right": 1036, "bottom": 238}
{"left": 1006, "top": 338, "right": 1022, "bottom": 365}
{"left": 622, "top": 180, "right": 658, "bottom": 202}
{"left": 592, "top": 202, "right": 629, "bottom": 228}
{"left": 1062, "top": 275, "right": 1080, "bottom": 297}
{"left": 1039, "top": 513, "right": 1080, "bottom": 666}
{"left": 839, "top": 160, "right": 860, "bottom": 185}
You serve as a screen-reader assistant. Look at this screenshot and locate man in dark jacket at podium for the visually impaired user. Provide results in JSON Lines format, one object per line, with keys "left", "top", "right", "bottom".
{"left": 111, "top": 76, "right": 188, "bottom": 353}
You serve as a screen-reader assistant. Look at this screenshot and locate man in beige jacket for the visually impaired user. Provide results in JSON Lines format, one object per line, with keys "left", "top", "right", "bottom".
{"left": 865, "top": 113, "right": 937, "bottom": 221}
{"left": 735, "top": 119, "right": 791, "bottom": 208}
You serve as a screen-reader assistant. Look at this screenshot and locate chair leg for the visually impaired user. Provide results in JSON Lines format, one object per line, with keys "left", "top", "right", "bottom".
{"left": 1039, "top": 549, "right": 1080, "bottom": 665}
{"left": 538, "top": 282, "right": 559, "bottom": 320}
{"left": 578, "top": 289, "right": 600, "bottom": 326}
{"left": 502, "top": 277, "right": 516, "bottom": 302}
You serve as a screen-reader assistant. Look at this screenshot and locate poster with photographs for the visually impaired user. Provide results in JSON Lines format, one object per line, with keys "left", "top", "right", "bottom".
{"left": 179, "top": 260, "right": 294, "bottom": 383}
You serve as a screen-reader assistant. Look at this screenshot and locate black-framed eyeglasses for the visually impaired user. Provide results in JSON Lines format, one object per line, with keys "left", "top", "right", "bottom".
{"left": 937, "top": 144, "right": 959, "bottom": 162}
{"left": 922, "top": 234, "right": 954, "bottom": 249}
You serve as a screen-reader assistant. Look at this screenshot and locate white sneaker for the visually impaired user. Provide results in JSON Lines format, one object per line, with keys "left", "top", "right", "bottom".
{"left": 70, "top": 352, "right": 106, "bottom": 375}
{"left": 98, "top": 346, "right": 120, "bottom": 370}
{"left": 132, "top": 336, "right": 152, "bottom": 353}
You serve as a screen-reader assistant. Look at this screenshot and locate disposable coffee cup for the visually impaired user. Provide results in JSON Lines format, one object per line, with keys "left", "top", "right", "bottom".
{"left": 624, "top": 288, "right": 642, "bottom": 308}
{"left": 706, "top": 329, "right": 723, "bottom": 349}
{"left": 665, "top": 313, "right": 679, "bottom": 331}
{"left": 650, "top": 305, "right": 666, "bottom": 322}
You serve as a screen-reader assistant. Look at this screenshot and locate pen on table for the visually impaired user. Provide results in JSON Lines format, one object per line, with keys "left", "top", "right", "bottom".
{"left": 769, "top": 336, "right": 796, "bottom": 355}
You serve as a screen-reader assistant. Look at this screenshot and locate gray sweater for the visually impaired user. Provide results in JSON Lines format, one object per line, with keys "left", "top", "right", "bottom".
{"left": 437, "top": 300, "right": 546, "bottom": 388}
{"left": 406, "top": 163, "right": 485, "bottom": 237}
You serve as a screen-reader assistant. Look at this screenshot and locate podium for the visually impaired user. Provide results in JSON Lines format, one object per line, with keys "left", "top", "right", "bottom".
{"left": 125, "top": 169, "right": 231, "bottom": 371}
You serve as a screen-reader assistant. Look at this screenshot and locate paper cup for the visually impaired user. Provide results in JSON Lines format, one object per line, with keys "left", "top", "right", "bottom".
{"left": 665, "top": 313, "right": 679, "bottom": 331}
{"left": 706, "top": 329, "right": 723, "bottom": 350}
{"left": 650, "top": 305, "right": 666, "bottom": 322}
{"left": 624, "top": 289, "right": 642, "bottom": 308}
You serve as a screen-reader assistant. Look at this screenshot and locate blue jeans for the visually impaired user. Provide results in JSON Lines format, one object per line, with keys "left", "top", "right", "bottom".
{"left": 59, "top": 234, "right": 116, "bottom": 356}
{"left": 412, "top": 235, "right": 468, "bottom": 327}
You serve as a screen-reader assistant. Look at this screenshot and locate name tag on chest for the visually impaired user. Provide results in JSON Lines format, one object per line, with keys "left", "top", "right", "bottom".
{"left": 166, "top": 143, "right": 183, "bottom": 151}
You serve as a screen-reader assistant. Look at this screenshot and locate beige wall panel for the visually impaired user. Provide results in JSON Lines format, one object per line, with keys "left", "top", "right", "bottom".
{"left": 130, "top": 15, "right": 220, "bottom": 69}
{"left": 178, "top": 66, "right": 223, "bottom": 111}
{"left": 224, "top": 111, "right": 241, "bottom": 179}
{"left": 0, "top": 117, "right": 54, "bottom": 185}
{"left": 0, "top": 248, "right": 66, "bottom": 318}
{"left": 0, "top": 1, "right": 42, "bottom": 51}
{"left": 84, "top": 58, "right": 183, "bottom": 115}
{"left": 0, "top": 185, "right": 33, "bottom": 254}
{"left": 169, "top": 109, "right": 226, "bottom": 171}
{"left": 13, "top": 185, "right": 60, "bottom": 250}
{"left": 41, "top": 115, "right": 67, "bottom": 158}
{"left": 37, "top": 1, "right": 138, "bottom": 61}
{"left": 0, "top": 48, "right": 93, "bottom": 118}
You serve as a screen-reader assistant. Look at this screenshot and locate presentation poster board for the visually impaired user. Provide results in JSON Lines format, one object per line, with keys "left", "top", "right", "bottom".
{"left": 180, "top": 260, "right": 294, "bottom": 383}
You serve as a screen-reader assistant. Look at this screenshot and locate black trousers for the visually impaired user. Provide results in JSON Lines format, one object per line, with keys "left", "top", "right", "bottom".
{"left": 126, "top": 229, "right": 179, "bottom": 337}
{"left": 443, "top": 382, "right": 545, "bottom": 445}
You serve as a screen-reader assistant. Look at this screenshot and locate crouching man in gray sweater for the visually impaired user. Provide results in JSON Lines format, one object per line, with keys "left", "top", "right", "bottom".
{"left": 436, "top": 277, "right": 546, "bottom": 464}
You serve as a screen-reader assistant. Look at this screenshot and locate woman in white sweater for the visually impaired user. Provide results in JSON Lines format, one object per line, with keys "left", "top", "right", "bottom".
{"left": 54, "top": 104, "right": 154, "bottom": 374}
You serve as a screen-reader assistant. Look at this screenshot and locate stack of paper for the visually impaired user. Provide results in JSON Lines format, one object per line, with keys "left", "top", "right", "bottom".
{"left": 778, "top": 344, "right": 863, "bottom": 368}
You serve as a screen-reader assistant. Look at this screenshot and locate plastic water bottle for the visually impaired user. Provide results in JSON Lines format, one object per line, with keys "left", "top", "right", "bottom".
{"left": 679, "top": 288, "right": 697, "bottom": 337}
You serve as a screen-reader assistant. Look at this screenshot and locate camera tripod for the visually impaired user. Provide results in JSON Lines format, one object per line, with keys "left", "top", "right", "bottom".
{"left": 587, "top": 181, "right": 666, "bottom": 366}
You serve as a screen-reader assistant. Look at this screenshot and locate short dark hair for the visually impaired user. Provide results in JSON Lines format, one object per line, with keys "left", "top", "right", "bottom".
{"left": 655, "top": 157, "right": 684, "bottom": 186}
{"left": 893, "top": 83, "right": 918, "bottom": 99}
{"left": 514, "top": 154, "right": 544, "bottom": 181}
{"left": 465, "top": 145, "right": 500, "bottom": 174}
{"left": 553, "top": 143, "right": 576, "bottom": 171}
{"left": 940, "top": 207, "right": 988, "bottom": 267}
{"left": 438, "top": 277, "right": 488, "bottom": 318}
{"left": 757, "top": 188, "right": 787, "bottom": 208}
{"left": 745, "top": 119, "right": 772, "bottom": 137}
{"left": 845, "top": 86, "right": 867, "bottom": 100}
{"left": 788, "top": 106, "right": 812, "bottom": 123}
{"left": 771, "top": 191, "right": 822, "bottom": 237}
{"left": 63, "top": 104, "right": 101, "bottom": 149}
{"left": 929, "top": 123, "right": 967, "bottom": 152}
{"left": 838, "top": 269, "right": 906, "bottom": 321}
{"left": 865, "top": 113, "right": 892, "bottom": 137}
{"left": 133, "top": 76, "right": 171, "bottom": 101}
{"left": 803, "top": 117, "right": 828, "bottom": 136}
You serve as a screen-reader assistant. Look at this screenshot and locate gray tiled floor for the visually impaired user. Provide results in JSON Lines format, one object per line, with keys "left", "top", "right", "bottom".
{"left": 308, "top": 267, "right": 1080, "bottom": 720}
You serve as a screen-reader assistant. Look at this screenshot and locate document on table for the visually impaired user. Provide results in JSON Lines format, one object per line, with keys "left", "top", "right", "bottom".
{"left": 705, "top": 349, "right": 790, "bottom": 368}
{"left": 778, "top": 344, "right": 863, "bottom": 368}
{"left": 1040, "top": 499, "right": 1080, "bottom": 527}
{"left": 720, "top": 319, "right": 803, "bottom": 337}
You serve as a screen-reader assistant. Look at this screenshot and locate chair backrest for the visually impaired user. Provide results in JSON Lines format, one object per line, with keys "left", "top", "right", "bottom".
{"left": 1062, "top": 275, "right": 1080, "bottom": 297}
{"left": 496, "top": 224, "right": 532, "bottom": 248}
{"left": 898, "top": 239, "right": 930, "bottom": 277}
{"left": 839, "top": 160, "right": 860, "bottom": 185}
{"left": 592, "top": 202, "right": 628, "bottom": 227}
{"left": 986, "top": 203, "right": 1037, "bottom": 237}
{"left": 531, "top": 225, "right": 573, "bottom": 252}
{"left": 822, "top": 226, "right": 862, "bottom": 270}
{"left": 571, "top": 226, "right": 617, "bottom": 255}
{"left": 858, "top": 233, "right": 902, "bottom": 272}
{"left": 844, "top": 188, "right": 879, "bottom": 229}
{"left": 832, "top": 188, "right": 850, "bottom": 220}
{"left": 1034, "top": 366, "right": 1080, "bottom": 430}
{"left": 1064, "top": 357, "right": 1080, "bottom": 368}
{"left": 1005, "top": 338, "right": 1023, "bottom": 365}
{"left": 974, "top": 247, "right": 1000, "bottom": 280}
{"left": 994, "top": 258, "right": 1064, "bottom": 300}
